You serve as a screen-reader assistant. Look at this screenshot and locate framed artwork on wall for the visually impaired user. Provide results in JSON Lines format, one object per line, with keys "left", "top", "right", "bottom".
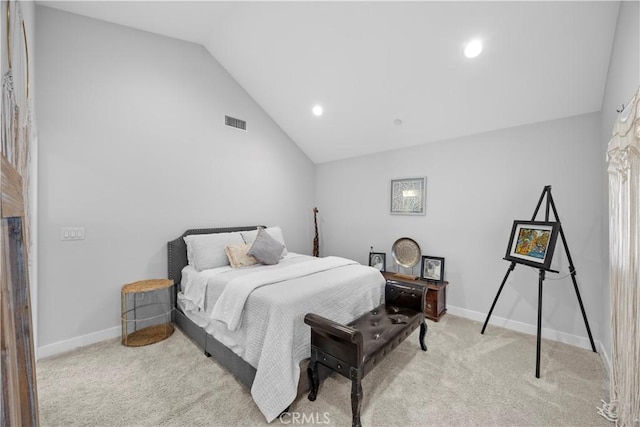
{"left": 421, "top": 256, "right": 445, "bottom": 283}
{"left": 504, "top": 220, "right": 559, "bottom": 271}
{"left": 390, "top": 177, "right": 426, "bottom": 215}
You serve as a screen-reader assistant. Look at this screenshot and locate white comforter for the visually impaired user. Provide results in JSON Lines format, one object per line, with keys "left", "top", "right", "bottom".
{"left": 178, "top": 253, "right": 385, "bottom": 422}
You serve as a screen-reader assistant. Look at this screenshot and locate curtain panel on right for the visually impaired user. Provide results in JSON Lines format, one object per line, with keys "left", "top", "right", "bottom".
{"left": 605, "top": 87, "right": 640, "bottom": 426}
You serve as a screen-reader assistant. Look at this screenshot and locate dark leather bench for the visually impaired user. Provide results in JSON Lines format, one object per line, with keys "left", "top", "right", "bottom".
{"left": 304, "top": 280, "right": 427, "bottom": 427}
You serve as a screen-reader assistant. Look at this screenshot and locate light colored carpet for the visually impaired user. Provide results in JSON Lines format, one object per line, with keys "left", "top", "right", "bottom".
{"left": 37, "top": 315, "right": 609, "bottom": 426}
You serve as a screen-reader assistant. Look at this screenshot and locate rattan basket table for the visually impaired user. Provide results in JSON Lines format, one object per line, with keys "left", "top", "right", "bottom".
{"left": 121, "top": 279, "right": 174, "bottom": 347}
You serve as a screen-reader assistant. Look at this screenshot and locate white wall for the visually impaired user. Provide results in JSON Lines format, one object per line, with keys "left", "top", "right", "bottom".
{"left": 317, "top": 112, "right": 604, "bottom": 348}
{"left": 35, "top": 6, "right": 315, "bottom": 355}
{"left": 599, "top": 0, "right": 640, "bottom": 366}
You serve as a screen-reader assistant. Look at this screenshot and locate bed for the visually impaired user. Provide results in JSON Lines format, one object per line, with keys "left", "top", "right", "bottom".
{"left": 167, "top": 226, "right": 385, "bottom": 422}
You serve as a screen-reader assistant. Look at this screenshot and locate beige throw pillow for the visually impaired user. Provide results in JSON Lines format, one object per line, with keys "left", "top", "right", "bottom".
{"left": 225, "top": 244, "right": 259, "bottom": 268}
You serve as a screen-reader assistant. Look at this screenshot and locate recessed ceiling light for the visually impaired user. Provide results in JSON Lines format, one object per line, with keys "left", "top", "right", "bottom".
{"left": 312, "top": 105, "right": 323, "bottom": 116}
{"left": 464, "top": 39, "right": 483, "bottom": 59}
{"left": 394, "top": 119, "right": 403, "bottom": 126}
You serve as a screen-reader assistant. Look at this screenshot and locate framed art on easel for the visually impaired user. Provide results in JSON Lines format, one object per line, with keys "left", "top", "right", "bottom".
{"left": 504, "top": 220, "right": 559, "bottom": 271}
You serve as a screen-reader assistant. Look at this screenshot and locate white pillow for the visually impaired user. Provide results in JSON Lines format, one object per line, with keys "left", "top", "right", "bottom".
{"left": 184, "top": 232, "right": 244, "bottom": 271}
{"left": 241, "top": 226, "right": 288, "bottom": 256}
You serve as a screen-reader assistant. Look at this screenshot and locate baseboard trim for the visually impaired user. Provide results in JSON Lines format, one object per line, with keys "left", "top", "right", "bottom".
{"left": 597, "top": 340, "right": 613, "bottom": 384}
{"left": 37, "top": 326, "right": 120, "bottom": 360}
{"left": 447, "top": 305, "right": 599, "bottom": 351}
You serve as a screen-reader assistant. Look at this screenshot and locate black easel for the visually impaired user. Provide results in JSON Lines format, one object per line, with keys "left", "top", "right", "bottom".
{"left": 481, "top": 185, "right": 597, "bottom": 378}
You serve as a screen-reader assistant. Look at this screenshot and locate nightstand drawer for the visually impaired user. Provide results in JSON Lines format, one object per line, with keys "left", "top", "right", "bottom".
{"left": 425, "top": 298, "right": 437, "bottom": 318}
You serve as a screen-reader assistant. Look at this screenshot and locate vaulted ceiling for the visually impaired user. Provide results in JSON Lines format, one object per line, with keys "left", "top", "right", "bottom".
{"left": 42, "top": 1, "right": 621, "bottom": 164}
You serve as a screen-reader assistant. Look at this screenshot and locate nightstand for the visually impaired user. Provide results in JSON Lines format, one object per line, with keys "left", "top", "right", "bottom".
{"left": 121, "top": 279, "right": 175, "bottom": 346}
{"left": 382, "top": 271, "right": 448, "bottom": 321}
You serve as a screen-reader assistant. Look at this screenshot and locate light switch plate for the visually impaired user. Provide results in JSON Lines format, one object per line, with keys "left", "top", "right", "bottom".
{"left": 61, "top": 227, "right": 85, "bottom": 241}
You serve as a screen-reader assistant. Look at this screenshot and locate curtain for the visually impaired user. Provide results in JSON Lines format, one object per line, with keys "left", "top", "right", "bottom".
{"left": 602, "top": 87, "right": 640, "bottom": 426}
{"left": 1, "top": 0, "right": 32, "bottom": 236}
{"left": 1, "top": 1, "right": 37, "bottom": 424}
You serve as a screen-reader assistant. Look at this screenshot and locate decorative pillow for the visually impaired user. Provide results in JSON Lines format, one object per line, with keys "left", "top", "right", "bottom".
{"left": 241, "top": 226, "right": 288, "bottom": 256}
{"left": 184, "top": 232, "right": 244, "bottom": 271}
{"left": 247, "top": 228, "right": 285, "bottom": 265}
{"left": 225, "top": 244, "right": 259, "bottom": 268}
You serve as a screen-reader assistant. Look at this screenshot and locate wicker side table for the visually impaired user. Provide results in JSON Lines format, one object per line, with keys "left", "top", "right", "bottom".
{"left": 121, "top": 279, "right": 174, "bottom": 347}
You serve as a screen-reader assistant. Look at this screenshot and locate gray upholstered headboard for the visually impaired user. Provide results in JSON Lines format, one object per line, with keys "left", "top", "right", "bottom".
{"left": 167, "top": 226, "right": 264, "bottom": 286}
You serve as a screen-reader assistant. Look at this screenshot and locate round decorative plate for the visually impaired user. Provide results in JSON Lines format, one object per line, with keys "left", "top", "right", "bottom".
{"left": 391, "top": 238, "right": 421, "bottom": 268}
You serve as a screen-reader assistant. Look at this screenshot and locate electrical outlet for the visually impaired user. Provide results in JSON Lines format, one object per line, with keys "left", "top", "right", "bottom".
{"left": 61, "top": 227, "right": 85, "bottom": 241}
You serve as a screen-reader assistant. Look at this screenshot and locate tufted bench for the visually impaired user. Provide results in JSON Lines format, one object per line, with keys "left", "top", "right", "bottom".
{"left": 304, "top": 280, "right": 427, "bottom": 427}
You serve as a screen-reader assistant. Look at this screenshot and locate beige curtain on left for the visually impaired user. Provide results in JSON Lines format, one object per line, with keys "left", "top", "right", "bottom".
{"left": 602, "top": 87, "right": 640, "bottom": 426}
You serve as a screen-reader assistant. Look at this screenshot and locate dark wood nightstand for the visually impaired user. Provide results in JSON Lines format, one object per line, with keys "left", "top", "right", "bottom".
{"left": 382, "top": 271, "right": 448, "bottom": 321}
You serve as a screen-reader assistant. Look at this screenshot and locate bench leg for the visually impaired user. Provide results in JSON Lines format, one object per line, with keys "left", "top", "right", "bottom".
{"left": 307, "top": 359, "right": 319, "bottom": 401}
{"left": 278, "top": 405, "right": 291, "bottom": 417}
{"left": 350, "top": 369, "right": 363, "bottom": 427}
{"left": 419, "top": 320, "right": 428, "bottom": 351}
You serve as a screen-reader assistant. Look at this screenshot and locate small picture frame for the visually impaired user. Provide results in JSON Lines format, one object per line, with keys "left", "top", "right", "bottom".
{"left": 421, "top": 256, "right": 445, "bottom": 283}
{"left": 369, "top": 252, "right": 386, "bottom": 272}
{"left": 504, "top": 220, "right": 559, "bottom": 271}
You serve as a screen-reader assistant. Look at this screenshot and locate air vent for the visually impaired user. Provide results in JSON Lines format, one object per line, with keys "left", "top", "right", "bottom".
{"left": 225, "top": 115, "right": 247, "bottom": 131}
